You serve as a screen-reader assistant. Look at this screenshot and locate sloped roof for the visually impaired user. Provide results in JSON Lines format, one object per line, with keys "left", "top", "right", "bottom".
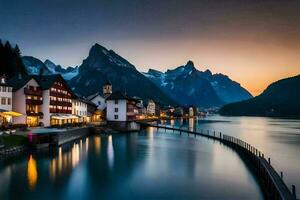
{"left": 8, "top": 74, "right": 75, "bottom": 97}
{"left": 32, "top": 74, "right": 60, "bottom": 90}
{"left": 87, "top": 92, "right": 105, "bottom": 101}
{"left": 7, "top": 74, "right": 34, "bottom": 91}
{"left": 104, "top": 79, "right": 112, "bottom": 85}
{"left": 106, "top": 91, "right": 132, "bottom": 100}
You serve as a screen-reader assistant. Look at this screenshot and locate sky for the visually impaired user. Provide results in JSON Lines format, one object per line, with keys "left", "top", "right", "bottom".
{"left": 1, "top": 0, "right": 300, "bottom": 96}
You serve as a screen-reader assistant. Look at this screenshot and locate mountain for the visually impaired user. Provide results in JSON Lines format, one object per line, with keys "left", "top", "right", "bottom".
{"left": 0, "top": 40, "right": 27, "bottom": 78}
{"left": 22, "top": 56, "right": 52, "bottom": 75}
{"left": 69, "top": 43, "right": 176, "bottom": 105}
{"left": 44, "top": 59, "right": 78, "bottom": 80}
{"left": 219, "top": 75, "right": 300, "bottom": 117}
{"left": 22, "top": 57, "right": 78, "bottom": 80}
{"left": 143, "top": 61, "right": 252, "bottom": 107}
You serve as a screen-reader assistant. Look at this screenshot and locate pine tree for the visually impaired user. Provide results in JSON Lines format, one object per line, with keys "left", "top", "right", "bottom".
{"left": 0, "top": 40, "right": 27, "bottom": 78}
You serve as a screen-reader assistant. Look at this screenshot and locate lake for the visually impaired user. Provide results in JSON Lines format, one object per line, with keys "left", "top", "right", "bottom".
{"left": 0, "top": 116, "right": 299, "bottom": 199}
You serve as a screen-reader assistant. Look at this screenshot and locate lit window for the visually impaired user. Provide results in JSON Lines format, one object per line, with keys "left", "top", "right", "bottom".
{"left": 1, "top": 97, "right": 6, "bottom": 105}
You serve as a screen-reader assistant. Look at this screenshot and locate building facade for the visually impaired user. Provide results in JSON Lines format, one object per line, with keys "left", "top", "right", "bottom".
{"left": 146, "top": 100, "right": 156, "bottom": 115}
{"left": 87, "top": 80, "right": 112, "bottom": 111}
{"left": 106, "top": 91, "right": 138, "bottom": 122}
{"left": 10, "top": 74, "right": 77, "bottom": 127}
{"left": 72, "top": 98, "right": 88, "bottom": 122}
{"left": 0, "top": 76, "right": 14, "bottom": 124}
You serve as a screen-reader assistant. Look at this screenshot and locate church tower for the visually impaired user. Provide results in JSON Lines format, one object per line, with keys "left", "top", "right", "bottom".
{"left": 103, "top": 80, "right": 112, "bottom": 96}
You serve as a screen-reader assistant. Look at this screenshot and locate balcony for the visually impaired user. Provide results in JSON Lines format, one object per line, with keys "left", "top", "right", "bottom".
{"left": 50, "top": 100, "right": 72, "bottom": 107}
{"left": 50, "top": 91, "right": 71, "bottom": 98}
{"left": 49, "top": 108, "right": 72, "bottom": 114}
{"left": 26, "top": 111, "right": 43, "bottom": 116}
{"left": 24, "top": 88, "right": 43, "bottom": 96}
{"left": 26, "top": 99, "right": 43, "bottom": 105}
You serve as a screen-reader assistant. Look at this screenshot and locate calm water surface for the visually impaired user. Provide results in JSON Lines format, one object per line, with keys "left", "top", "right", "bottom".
{"left": 0, "top": 124, "right": 264, "bottom": 200}
{"left": 165, "top": 115, "right": 300, "bottom": 197}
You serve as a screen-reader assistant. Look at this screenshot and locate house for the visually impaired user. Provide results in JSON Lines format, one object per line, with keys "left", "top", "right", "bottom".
{"left": 72, "top": 97, "right": 88, "bottom": 123}
{"left": 182, "top": 105, "right": 196, "bottom": 117}
{"left": 146, "top": 99, "right": 156, "bottom": 115}
{"left": 9, "top": 74, "right": 77, "bottom": 127}
{"left": 87, "top": 80, "right": 112, "bottom": 111}
{"left": 0, "top": 76, "right": 21, "bottom": 125}
{"left": 132, "top": 96, "right": 147, "bottom": 118}
{"left": 86, "top": 100, "right": 100, "bottom": 123}
{"left": 189, "top": 107, "right": 194, "bottom": 116}
{"left": 106, "top": 91, "right": 138, "bottom": 122}
{"left": 9, "top": 75, "right": 43, "bottom": 126}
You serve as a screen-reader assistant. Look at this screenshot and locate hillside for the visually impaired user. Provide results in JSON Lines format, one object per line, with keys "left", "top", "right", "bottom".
{"left": 219, "top": 75, "right": 300, "bottom": 117}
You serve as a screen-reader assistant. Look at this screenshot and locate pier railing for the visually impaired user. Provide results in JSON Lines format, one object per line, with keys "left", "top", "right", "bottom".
{"left": 141, "top": 122, "right": 297, "bottom": 200}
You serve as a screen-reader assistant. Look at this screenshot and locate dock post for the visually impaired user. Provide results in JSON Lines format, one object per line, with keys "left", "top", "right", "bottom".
{"left": 262, "top": 153, "right": 264, "bottom": 158}
{"left": 280, "top": 171, "right": 283, "bottom": 179}
{"left": 219, "top": 132, "right": 222, "bottom": 138}
{"left": 292, "top": 185, "right": 296, "bottom": 198}
{"left": 207, "top": 130, "right": 209, "bottom": 136}
{"left": 268, "top": 158, "right": 271, "bottom": 164}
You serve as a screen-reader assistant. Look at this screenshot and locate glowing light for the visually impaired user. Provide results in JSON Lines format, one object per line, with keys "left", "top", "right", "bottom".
{"left": 27, "top": 155, "right": 38, "bottom": 190}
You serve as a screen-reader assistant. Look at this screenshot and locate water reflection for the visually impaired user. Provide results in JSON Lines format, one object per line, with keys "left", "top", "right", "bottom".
{"left": 170, "top": 119, "right": 174, "bottom": 126}
{"left": 50, "top": 139, "right": 89, "bottom": 181}
{"left": 27, "top": 155, "right": 38, "bottom": 190}
{"left": 107, "top": 135, "right": 114, "bottom": 170}
{"left": 188, "top": 118, "right": 194, "bottom": 131}
{"left": 94, "top": 136, "right": 101, "bottom": 155}
{"left": 0, "top": 124, "right": 265, "bottom": 199}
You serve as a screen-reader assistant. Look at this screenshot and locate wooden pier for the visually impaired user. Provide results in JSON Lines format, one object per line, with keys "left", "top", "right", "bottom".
{"left": 140, "top": 122, "right": 297, "bottom": 200}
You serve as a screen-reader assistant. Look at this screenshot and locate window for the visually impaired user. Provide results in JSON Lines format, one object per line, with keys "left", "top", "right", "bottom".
{"left": 115, "top": 108, "right": 118, "bottom": 112}
{"left": 114, "top": 115, "right": 118, "bottom": 119}
{"left": 7, "top": 98, "right": 11, "bottom": 105}
{"left": 115, "top": 100, "right": 118, "bottom": 104}
{"left": 1, "top": 97, "right": 6, "bottom": 105}
{"left": 2, "top": 87, "right": 6, "bottom": 92}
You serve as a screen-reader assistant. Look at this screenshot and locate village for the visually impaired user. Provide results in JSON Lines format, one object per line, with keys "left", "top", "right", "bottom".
{"left": 0, "top": 73, "right": 200, "bottom": 150}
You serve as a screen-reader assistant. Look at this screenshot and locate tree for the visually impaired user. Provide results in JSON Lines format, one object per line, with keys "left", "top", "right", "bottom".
{"left": 0, "top": 39, "right": 27, "bottom": 78}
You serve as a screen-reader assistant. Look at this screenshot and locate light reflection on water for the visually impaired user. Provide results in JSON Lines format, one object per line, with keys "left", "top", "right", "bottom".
{"left": 27, "top": 155, "right": 38, "bottom": 190}
{"left": 0, "top": 123, "right": 266, "bottom": 200}
{"left": 107, "top": 135, "right": 114, "bottom": 170}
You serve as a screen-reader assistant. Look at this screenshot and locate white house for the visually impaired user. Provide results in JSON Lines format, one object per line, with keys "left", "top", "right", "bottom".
{"left": 87, "top": 80, "right": 112, "bottom": 111}
{"left": 72, "top": 98, "right": 88, "bottom": 122}
{"left": 147, "top": 99, "right": 156, "bottom": 115}
{"left": 106, "top": 91, "right": 138, "bottom": 122}
{"left": 10, "top": 76, "right": 42, "bottom": 126}
{"left": 0, "top": 76, "right": 15, "bottom": 124}
{"left": 9, "top": 74, "right": 76, "bottom": 127}
{"left": 189, "top": 107, "right": 194, "bottom": 117}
